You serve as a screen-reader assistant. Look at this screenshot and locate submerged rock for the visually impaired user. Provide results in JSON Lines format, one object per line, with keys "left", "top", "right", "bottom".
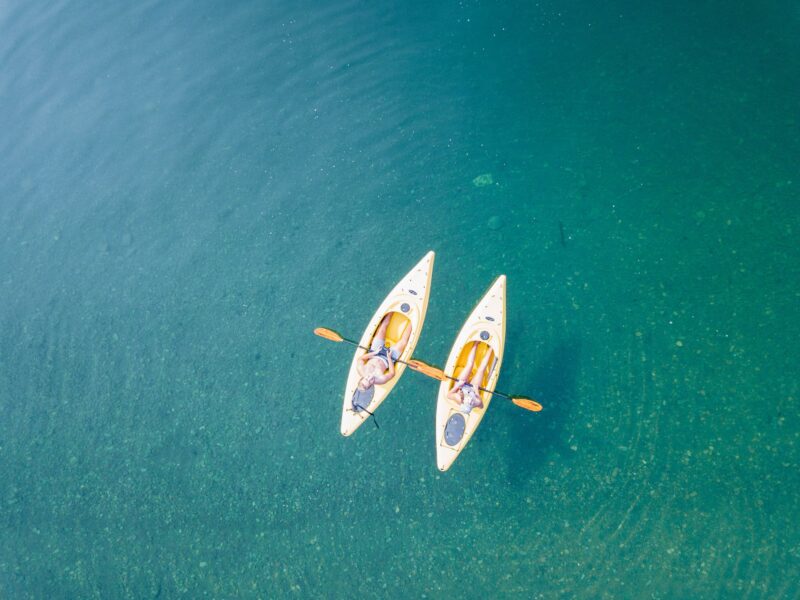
{"left": 472, "top": 173, "right": 494, "bottom": 187}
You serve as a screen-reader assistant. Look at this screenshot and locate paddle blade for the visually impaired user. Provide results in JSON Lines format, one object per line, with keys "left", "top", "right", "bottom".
{"left": 314, "top": 327, "right": 344, "bottom": 342}
{"left": 407, "top": 359, "right": 446, "bottom": 381}
{"left": 512, "top": 397, "right": 543, "bottom": 412}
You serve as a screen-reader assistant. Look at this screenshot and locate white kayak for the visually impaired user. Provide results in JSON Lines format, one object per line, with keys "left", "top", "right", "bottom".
{"left": 341, "top": 251, "right": 435, "bottom": 436}
{"left": 435, "top": 275, "right": 506, "bottom": 471}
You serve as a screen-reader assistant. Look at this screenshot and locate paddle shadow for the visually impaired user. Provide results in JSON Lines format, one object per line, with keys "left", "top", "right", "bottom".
{"left": 502, "top": 338, "right": 581, "bottom": 488}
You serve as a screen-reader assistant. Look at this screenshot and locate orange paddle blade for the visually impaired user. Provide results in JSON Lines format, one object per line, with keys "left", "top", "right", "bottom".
{"left": 407, "top": 359, "right": 446, "bottom": 381}
{"left": 512, "top": 398, "right": 543, "bottom": 412}
{"left": 314, "top": 327, "right": 343, "bottom": 342}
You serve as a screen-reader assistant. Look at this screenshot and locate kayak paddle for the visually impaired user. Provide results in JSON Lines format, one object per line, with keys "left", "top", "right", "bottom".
{"left": 407, "top": 359, "right": 543, "bottom": 412}
{"left": 314, "top": 327, "right": 414, "bottom": 367}
{"left": 314, "top": 327, "right": 365, "bottom": 348}
{"left": 315, "top": 328, "right": 542, "bottom": 411}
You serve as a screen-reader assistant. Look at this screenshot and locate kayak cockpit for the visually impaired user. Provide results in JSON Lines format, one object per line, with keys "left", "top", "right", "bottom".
{"left": 367, "top": 311, "right": 410, "bottom": 351}
{"left": 446, "top": 339, "right": 496, "bottom": 407}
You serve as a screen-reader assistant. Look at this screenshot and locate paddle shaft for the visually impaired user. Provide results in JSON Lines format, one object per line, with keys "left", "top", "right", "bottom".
{"left": 317, "top": 329, "right": 540, "bottom": 410}
{"left": 336, "top": 336, "right": 413, "bottom": 369}
{"left": 440, "top": 371, "right": 513, "bottom": 401}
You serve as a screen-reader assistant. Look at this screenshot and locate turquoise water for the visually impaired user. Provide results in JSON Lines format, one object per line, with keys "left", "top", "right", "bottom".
{"left": 2, "top": 0, "right": 799, "bottom": 597}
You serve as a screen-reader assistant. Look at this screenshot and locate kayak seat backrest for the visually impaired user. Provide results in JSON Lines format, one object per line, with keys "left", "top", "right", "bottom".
{"left": 450, "top": 341, "right": 493, "bottom": 390}
{"left": 384, "top": 312, "right": 410, "bottom": 348}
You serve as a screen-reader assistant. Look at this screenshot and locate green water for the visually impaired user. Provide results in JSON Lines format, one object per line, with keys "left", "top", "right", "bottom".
{"left": 1, "top": 0, "right": 798, "bottom": 597}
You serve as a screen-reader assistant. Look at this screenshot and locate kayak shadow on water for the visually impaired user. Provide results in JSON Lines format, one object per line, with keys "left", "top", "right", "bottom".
{"left": 501, "top": 339, "right": 581, "bottom": 488}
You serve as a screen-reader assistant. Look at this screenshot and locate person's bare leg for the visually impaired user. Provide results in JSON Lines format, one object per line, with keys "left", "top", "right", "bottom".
{"left": 457, "top": 341, "right": 479, "bottom": 381}
{"left": 375, "top": 313, "right": 391, "bottom": 340}
{"left": 390, "top": 319, "right": 413, "bottom": 357}
{"left": 470, "top": 344, "right": 494, "bottom": 387}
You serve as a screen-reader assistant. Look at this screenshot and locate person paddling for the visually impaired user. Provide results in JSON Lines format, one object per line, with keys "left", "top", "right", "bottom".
{"left": 356, "top": 313, "right": 412, "bottom": 393}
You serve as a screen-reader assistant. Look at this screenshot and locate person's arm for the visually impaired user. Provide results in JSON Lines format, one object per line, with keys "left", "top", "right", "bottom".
{"left": 447, "top": 380, "right": 464, "bottom": 402}
{"left": 359, "top": 351, "right": 376, "bottom": 363}
{"left": 385, "top": 353, "right": 396, "bottom": 379}
{"left": 373, "top": 353, "right": 396, "bottom": 384}
{"left": 358, "top": 352, "right": 376, "bottom": 376}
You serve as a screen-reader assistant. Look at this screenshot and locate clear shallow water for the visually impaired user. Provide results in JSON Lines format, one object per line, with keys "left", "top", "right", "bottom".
{"left": 1, "top": 0, "right": 798, "bottom": 597}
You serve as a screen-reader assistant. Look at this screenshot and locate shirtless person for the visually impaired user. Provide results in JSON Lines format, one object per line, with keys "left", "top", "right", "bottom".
{"left": 356, "top": 313, "right": 412, "bottom": 393}
{"left": 447, "top": 341, "right": 493, "bottom": 413}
